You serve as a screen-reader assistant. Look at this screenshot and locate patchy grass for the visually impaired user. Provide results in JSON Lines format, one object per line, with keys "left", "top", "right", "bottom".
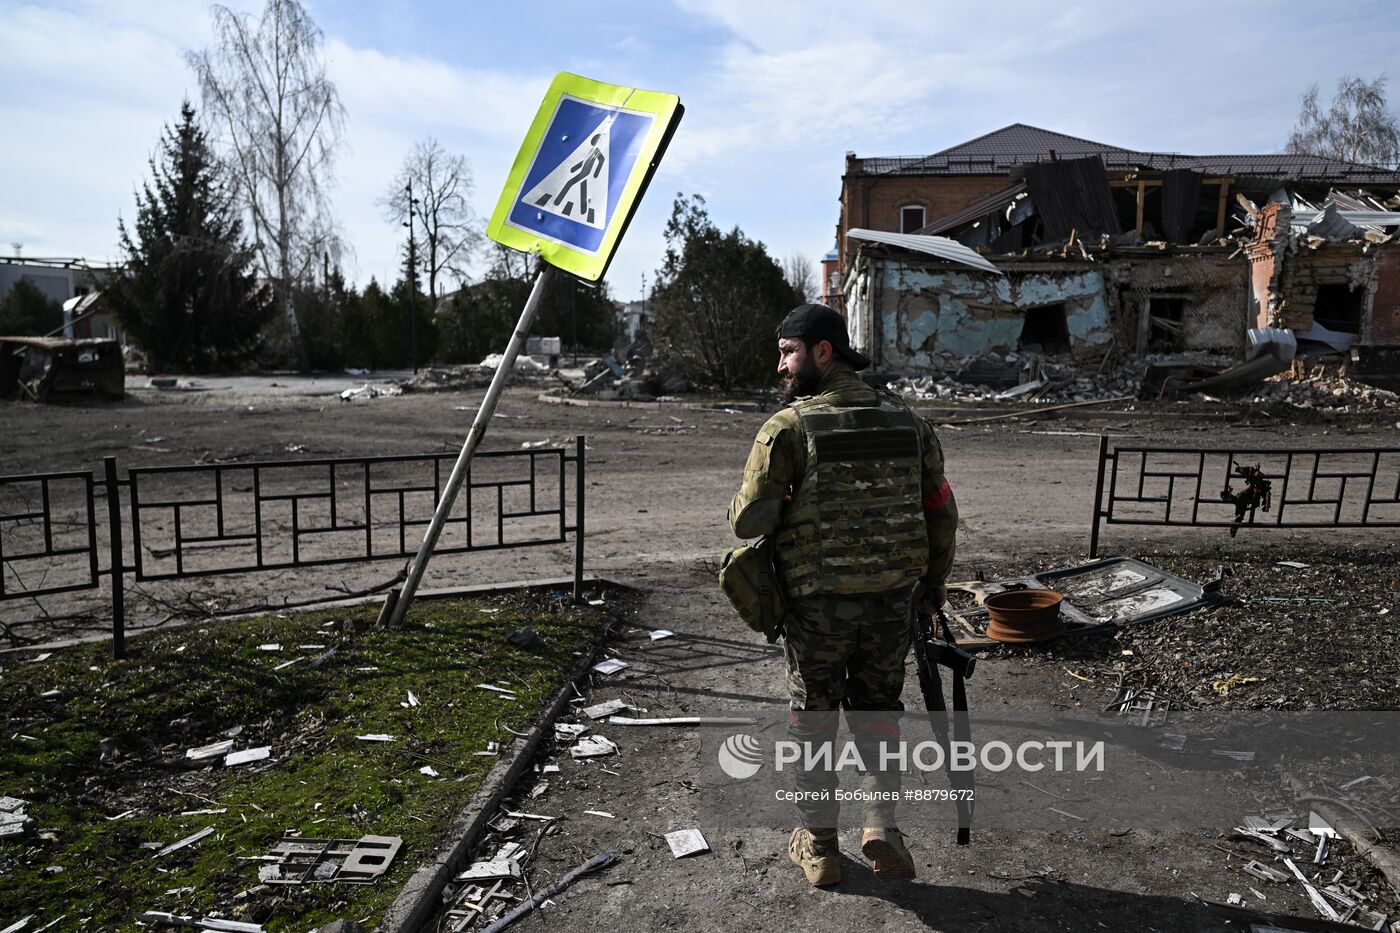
{"left": 0, "top": 589, "right": 615, "bottom": 930}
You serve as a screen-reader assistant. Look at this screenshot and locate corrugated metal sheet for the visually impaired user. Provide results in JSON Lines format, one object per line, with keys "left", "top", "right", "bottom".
{"left": 1023, "top": 156, "right": 1122, "bottom": 240}
{"left": 1161, "top": 169, "right": 1204, "bottom": 243}
{"left": 916, "top": 181, "right": 1028, "bottom": 236}
{"left": 846, "top": 228, "right": 1003, "bottom": 275}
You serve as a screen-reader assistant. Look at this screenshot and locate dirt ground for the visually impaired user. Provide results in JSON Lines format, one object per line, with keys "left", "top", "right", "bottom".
{"left": 2, "top": 379, "right": 1399, "bottom": 931}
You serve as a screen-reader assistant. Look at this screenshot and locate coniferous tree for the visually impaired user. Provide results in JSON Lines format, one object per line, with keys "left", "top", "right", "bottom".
{"left": 111, "top": 101, "right": 272, "bottom": 372}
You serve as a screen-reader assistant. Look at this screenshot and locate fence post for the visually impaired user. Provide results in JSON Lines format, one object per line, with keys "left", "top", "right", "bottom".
{"left": 103, "top": 456, "right": 125, "bottom": 659}
{"left": 574, "top": 435, "right": 585, "bottom": 603}
{"left": 1089, "top": 435, "right": 1108, "bottom": 560}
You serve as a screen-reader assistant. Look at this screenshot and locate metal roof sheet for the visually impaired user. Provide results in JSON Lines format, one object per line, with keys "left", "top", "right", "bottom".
{"left": 846, "top": 228, "right": 1003, "bottom": 274}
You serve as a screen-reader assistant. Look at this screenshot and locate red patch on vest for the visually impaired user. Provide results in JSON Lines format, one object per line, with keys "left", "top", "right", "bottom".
{"left": 922, "top": 480, "right": 952, "bottom": 513}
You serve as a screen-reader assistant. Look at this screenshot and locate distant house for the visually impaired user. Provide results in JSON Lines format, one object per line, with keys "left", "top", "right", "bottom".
{"left": 836, "top": 123, "right": 1400, "bottom": 373}
{"left": 0, "top": 257, "right": 122, "bottom": 341}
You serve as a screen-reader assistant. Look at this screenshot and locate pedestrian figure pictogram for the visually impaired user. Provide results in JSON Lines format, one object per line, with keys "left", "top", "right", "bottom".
{"left": 488, "top": 73, "right": 683, "bottom": 280}
{"left": 522, "top": 125, "right": 611, "bottom": 229}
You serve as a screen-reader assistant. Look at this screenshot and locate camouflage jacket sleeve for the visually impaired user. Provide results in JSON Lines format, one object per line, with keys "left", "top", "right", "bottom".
{"left": 727, "top": 410, "right": 801, "bottom": 540}
{"left": 917, "top": 415, "right": 958, "bottom": 584}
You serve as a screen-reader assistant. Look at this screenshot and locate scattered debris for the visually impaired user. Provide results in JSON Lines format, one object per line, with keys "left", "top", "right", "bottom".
{"left": 186, "top": 740, "right": 236, "bottom": 761}
{"left": 583, "top": 810, "right": 615, "bottom": 819}
{"left": 454, "top": 860, "right": 522, "bottom": 883}
{"left": 420, "top": 766, "right": 440, "bottom": 778}
{"left": 356, "top": 734, "right": 395, "bottom": 742}
{"left": 649, "top": 630, "right": 675, "bottom": 641}
{"left": 138, "top": 913, "right": 264, "bottom": 932}
{"left": 581, "top": 699, "right": 628, "bottom": 720}
{"left": 224, "top": 747, "right": 271, "bottom": 768}
{"left": 591, "top": 659, "right": 627, "bottom": 675}
{"left": 0, "top": 798, "right": 32, "bottom": 838}
{"left": 606, "top": 716, "right": 758, "bottom": 726}
{"left": 259, "top": 834, "right": 402, "bottom": 885}
{"left": 664, "top": 829, "right": 709, "bottom": 859}
{"left": 475, "top": 852, "right": 615, "bottom": 933}
{"left": 339, "top": 383, "right": 403, "bottom": 402}
{"left": 1212, "top": 674, "right": 1264, "bottom": 697}
{"left": 570, "top": 736, "right": 618, "bottom": 759}
{"left": 505, "top": 627, "right": 540, "bottom": 649}
{"left": 153, "top": 826, "right": 216, "bottom": 859}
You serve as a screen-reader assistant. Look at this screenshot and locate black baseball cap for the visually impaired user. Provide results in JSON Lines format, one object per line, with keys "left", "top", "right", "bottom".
{"left": 776, "top": 303, "right": 870, "bottom": 371}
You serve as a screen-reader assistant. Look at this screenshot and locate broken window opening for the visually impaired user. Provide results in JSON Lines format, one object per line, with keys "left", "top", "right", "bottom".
{"left": 900, "top": 205, "right": 926, "bottom": 234}
{"left": 1019, "top": 303, "right": 1071, "bottom": 354}
{"left": 1312, "top": 283, "right": 1364, "bottom": 334}
{"left": 1148, "top": 297, "right": 1187, "bottom": 351}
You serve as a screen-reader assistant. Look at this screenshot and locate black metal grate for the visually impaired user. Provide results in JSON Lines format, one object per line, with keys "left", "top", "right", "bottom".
{"left": 1090, "top": 439, "right": 1400, "bottom": 557}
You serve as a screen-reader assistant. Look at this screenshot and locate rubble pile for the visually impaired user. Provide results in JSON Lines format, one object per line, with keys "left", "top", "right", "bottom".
{"left": 402, "top": 360, "right": 558, "bottom": 393}
{"left": 1247, "top": 369, "right": 1399, "bottom": 411}
{"left": 887, "top": 351, "right": 1146, "bottom": 404}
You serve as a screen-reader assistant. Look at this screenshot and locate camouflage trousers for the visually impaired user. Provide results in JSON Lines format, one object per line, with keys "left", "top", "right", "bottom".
{"left": 783, "top": 587, "right": 913, "bottom": 829}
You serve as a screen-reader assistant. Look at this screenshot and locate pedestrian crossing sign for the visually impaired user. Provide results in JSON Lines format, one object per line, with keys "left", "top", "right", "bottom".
{"left": 487, "top": 72, "right": 683, "bottom": 281}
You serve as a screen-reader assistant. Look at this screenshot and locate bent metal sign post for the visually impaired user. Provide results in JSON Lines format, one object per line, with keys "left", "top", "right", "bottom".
{"left": 385, "top": 75, "right": 683, "bottom": 628}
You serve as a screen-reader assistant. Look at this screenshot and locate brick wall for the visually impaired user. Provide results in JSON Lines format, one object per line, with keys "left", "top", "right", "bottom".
{"left": 839, "top": 159, "right": 1010, "bottom": 282}
{"left": 1370, "top": 247, "right": 1400, "bottom": 345}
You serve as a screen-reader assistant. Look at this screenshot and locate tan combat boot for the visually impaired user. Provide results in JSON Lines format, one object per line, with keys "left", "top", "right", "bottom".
{"left": 861, "top": 827, "right": 916, "bottom": 880}
{"left": 788, "top": 827, "right": 841, "bottom": 886}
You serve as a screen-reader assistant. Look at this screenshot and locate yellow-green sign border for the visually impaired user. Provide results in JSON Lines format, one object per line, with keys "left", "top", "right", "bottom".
{"left": 487, "top": 72, "right": 682, "bottom": 282}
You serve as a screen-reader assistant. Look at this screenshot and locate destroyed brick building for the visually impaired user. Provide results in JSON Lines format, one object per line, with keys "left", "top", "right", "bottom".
{"left": 834, "top": 124, "right": 1400, "bottom": 385}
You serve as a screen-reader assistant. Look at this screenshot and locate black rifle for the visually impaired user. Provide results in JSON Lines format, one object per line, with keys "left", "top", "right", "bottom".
{"left": 911, "top": 605, "right": 976, "bottom": 845}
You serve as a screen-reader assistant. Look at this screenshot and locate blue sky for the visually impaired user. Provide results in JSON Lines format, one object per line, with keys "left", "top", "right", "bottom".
{"left": 4, "top": 0, "right": 1400, "bottom": 307}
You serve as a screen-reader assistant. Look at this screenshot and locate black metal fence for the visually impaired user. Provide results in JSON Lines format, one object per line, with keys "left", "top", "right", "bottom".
{"left": 1090, "top": 436, "right": 1400, "bottom": 557}
{"left": 0, "top": 438, "right": 586, "bottom": 655}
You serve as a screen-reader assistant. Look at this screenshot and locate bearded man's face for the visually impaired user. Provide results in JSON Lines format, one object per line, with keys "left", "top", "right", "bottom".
{"left": 777, "top": 337, "right": 823, "bottom": 401}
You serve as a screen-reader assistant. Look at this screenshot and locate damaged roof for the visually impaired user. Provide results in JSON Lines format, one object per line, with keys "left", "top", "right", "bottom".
{"left": 858, "top": 123, "right": 1400, "bottom": 185}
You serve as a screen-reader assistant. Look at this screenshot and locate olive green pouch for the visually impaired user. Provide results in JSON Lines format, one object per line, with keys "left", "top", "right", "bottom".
{"left": 718, "top": 537, "right": 787, "bottom": 643}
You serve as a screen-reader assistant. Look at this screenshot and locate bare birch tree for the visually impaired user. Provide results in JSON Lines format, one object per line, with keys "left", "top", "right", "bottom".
{"left": 187, "top": 0, "right": 345, "bottom": 370}
{"left": 1287, "top": 75, "right": 1400, "bottom": 169}
{"left": 782, "top": 252, "right": 816, "bottom": 303}
{"left": 380, "top": 137, "right": 480, "bottom": 300}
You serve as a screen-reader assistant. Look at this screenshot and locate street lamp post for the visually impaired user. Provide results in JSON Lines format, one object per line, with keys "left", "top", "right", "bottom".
{"left": 404, "top": 181, "right": 420, "bottom": 375}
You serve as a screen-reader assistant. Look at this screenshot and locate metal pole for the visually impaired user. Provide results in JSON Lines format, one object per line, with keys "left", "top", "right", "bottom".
{"left": 406, "top": 181, "right": 419, "bottom": 375}
{"left": 573, "top": 434, "right": 585, "bottom": 603}
{"left": 103, "top": 456, "right": 125, "bottom": 659}
{"left": 386, "top": 264, "right": 557, "bottom": 627}
{"left": 1089, "top": 435, "right": 1109, "bottom": 559}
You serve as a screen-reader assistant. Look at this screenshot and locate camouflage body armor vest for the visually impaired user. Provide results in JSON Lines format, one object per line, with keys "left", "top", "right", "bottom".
{"left": 774, "top": 391, "right": 926, "bottom": 598}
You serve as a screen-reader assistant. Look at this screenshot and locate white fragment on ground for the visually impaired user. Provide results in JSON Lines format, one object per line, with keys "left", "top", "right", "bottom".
{"left": 407, "top": 691, "right": 420, "bottom": 707}
{"left": 224, "top": 746, "right": 271, "bottom": 767}
{"left": 554, "top": 722, "right": 588, "bottom": 737}
{"left": 570, "top": 736, "right": 618, "bottom": 759}
{"left": 222, "top": 725, "right": 244, "bottom": 738}
{"left": 153, "top": 826, "right": 216, "bottom": 858}
{"left": 582, "top": 699, "right": 628, "bottom": 720}
{"left": 186, "top": 740, "right": 235, "bottom": 761}
{"left": 541, "top": 763, "right": 560, "bottom": 774}
{"left": 587, "top": 599, "right": 605, "bottom": 606}
{"left": 356, "top": 734, "right": 395, "bottom": 742}
{"left": 29, "top": 653, "right": 52, "bottom": 663}
{"left": 583, "top": 810, "right": 615, "bottom": 819}
{"left": 608, "top": 715, "right": 758, "bottom": 726}
{"left": 1276, "top": 560, "right": 1310, "bottom": 569}
{"left": 179, "top": 808, "right": 227, "bottom": 816}
{"left": 257, "top": 644, "right": 282, "bottom": 652}
{"left": 419, "top": 765, "right": 440, "bottom": 778}
{"left": 476, "top": 684, "right": 518, "bottom": 697}
{"left": 592, "top": 659, "right": 627, "bottom": 675}
{"left": 271, "top": 657, "right": 303, "bottom": 672}
{"left": 649, "top": 630, "right": 675, "bottom": 640}
{"left": 665, "top": 829, "right": 709, "bottom": 858}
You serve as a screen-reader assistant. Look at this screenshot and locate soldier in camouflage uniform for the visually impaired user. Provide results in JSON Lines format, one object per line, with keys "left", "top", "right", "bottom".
{"left": 728, "top": 303, "right": 958, "bottom": 886}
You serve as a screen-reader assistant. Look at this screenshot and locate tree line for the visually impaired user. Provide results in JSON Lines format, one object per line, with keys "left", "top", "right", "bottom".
{"left": 18, "top": 0, "right": 1394, "bottom": 389}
